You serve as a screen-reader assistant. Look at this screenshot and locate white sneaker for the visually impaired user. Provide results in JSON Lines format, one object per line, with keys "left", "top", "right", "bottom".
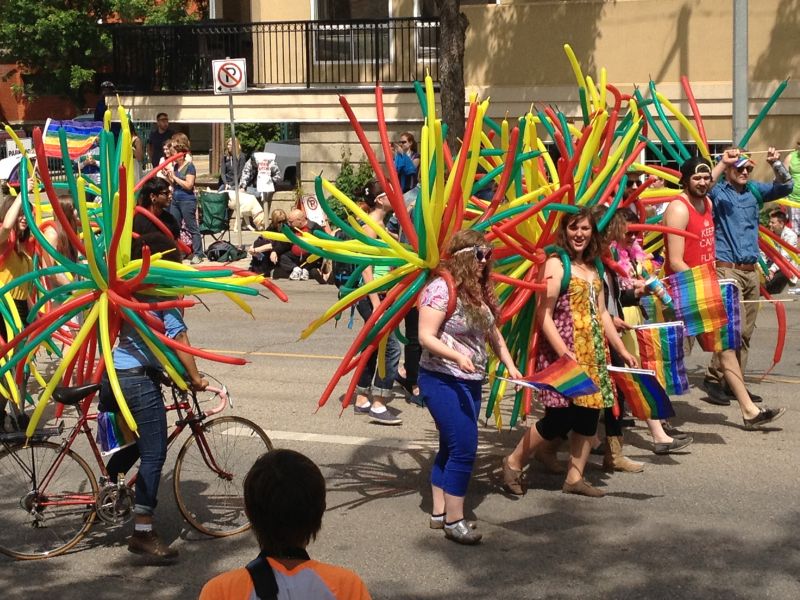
{"left": 289, "top": 267, "right": 302, "bottom": 280}
{"left": 300, "top": 268, "right": 309, "bottom": 280}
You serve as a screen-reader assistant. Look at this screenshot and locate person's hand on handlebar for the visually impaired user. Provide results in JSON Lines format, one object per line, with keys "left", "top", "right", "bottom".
{"left": 191, "top": 377, "right": 209, "bottom": 392}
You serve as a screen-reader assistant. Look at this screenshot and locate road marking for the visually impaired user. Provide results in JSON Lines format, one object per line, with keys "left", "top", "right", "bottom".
{"left": 264, "top": 429, "right": 499, "bottom": 453}
{"left": 756, "top": 376, "right": 800, "bottom": 384}
{"left": 204, "top": 349, "right": 344, "bottom": 360}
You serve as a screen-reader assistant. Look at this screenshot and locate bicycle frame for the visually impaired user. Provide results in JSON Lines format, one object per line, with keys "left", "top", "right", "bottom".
{"left": 1, "top": 383, "right": 232, "bottom": 505}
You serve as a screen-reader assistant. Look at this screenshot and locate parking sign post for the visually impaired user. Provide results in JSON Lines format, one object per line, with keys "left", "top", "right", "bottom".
{"left": 212, "top": 58, "right": 248, "bottom": 247}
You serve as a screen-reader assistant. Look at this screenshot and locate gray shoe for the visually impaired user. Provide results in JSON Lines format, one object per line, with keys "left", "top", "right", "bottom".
{"left": 444, "top": 519, "right": 482, "bottom": 545}
{"left": 353, "top": 402, "right": 371, "bottom": 415}
{"left": 743, "top": 407, "right": 786, "bottom": 430}
{"left": 653, "top": 436, "right": 693, "bottom": 455}
{"left": 368, "top": 408, "right": 402, "bottom": 425}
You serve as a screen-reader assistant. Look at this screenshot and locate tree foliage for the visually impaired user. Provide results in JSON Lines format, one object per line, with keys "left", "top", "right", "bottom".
{"left": 223, "top": 123, "right": 283, "bottom": 156}
{"left": 111, "top": 0, "right": 204, "bottom": 25}
{"left": 0, "top": 1, "right": 113, "bottom": 100}
{"left": 0, "top": 0, "right": 202, "bottom": 102}
{"left": 328, "top": 149, "right": 374, "bottom": 221}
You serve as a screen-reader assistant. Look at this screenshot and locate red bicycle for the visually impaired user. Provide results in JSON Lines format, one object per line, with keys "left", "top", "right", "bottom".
{"left": 0, "top": 374, "right": 272, "bottom": 560}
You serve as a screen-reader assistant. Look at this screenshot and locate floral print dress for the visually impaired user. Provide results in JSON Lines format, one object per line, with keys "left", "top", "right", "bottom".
{"left": 535, "top": 276, "right": 616, "bottom": 409}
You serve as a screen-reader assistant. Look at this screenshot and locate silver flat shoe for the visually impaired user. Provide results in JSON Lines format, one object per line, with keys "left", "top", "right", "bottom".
{"left": 430, "top": 516, "right": 477, "bottom": 530}
{"left": 443, "top": 519, "right": 482, "bottom": 545}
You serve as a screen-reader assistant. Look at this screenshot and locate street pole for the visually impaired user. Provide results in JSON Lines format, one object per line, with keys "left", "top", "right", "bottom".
{"left": 732, "top": 0, "right": 748, "bottom": 147}
{"left": 228, "top": 92, "right": 244, "bottom": 248}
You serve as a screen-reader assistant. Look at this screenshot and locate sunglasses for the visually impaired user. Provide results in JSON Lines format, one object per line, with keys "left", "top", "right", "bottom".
{"left": 455, "top": 245, "right": 493, "bottom": 261}
{"left": 735, "top": 165, "right": 754, "bottom": 173}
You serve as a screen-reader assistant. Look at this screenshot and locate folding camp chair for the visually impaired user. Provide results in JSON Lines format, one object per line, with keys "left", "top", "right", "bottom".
{"left": 198, "top": 190, "right": 231, "bottom": 252}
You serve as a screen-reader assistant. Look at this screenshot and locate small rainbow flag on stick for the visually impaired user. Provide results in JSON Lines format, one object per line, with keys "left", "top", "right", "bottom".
{"left": 608, "top": 366, "right": 675, "bottom": 420}
{"left": 42, "top": 118, "right": 103, "bottom": 160}
{"left": 514, "top": 355, "right": 599, "bottom": 398}
{"left": 635, "top": 322, "right": 689, "bottom": 395}
{"left": 697, "top": 279, "right": 742, "bottom": 353}
{"left": 664, "top": 262, "right": 728, "bottom": 336}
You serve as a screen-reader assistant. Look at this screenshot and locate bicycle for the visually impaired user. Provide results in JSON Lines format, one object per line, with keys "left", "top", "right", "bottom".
{"left": 0, "top": 373, "right": 272, "bottom": 560}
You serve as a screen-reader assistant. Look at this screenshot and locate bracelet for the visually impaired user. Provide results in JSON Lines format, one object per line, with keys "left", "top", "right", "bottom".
{"left": 772, "top": 161, "right": 791, "bottom": 182}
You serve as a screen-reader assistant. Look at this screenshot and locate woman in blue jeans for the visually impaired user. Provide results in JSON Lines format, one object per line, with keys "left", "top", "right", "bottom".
{"left": 102, "top": 232, "right": 208, "bottom": 560}
{"left": 165, "top": 136, "right": 203, "bottom": 263}
{"left": 351, "top": 180, "right": 403, "bottom": 425}
{"left": 418, "top": 230, "right": 522, "bottom": 545}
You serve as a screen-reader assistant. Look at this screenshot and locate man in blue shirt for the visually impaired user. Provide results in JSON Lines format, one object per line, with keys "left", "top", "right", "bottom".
{"left": 101, "top": 232, "right": 208, "bottom": 560}
{"left": 702, "top": 147, "right": 793, "bottom": 404}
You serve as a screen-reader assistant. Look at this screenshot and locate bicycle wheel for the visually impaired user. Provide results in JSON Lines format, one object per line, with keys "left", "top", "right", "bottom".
{"left": 0, "top": 441, "right": 98, "bottom": 560}
{"left": 173, "top": 416, "right": 272, "bottom": 537}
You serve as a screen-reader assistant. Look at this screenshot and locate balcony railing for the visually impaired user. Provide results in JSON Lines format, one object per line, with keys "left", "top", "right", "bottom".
{"left": 109, "top": 17, "right": 440, "bottom": 93}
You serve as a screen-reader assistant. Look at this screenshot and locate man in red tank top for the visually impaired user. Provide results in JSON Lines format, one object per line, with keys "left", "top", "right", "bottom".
{"left": 663, "top": 157, "right": 785, "bottom": 429}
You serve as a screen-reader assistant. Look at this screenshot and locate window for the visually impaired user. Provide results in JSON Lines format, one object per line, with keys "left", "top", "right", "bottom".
{"left": 315, "top": 0, "right": 389, "bottom": 20}
{"left": 313, "top": 1, "right": 391, "bottom": 63}
{"left": 413, "top": 1, "right": 440, "bottom": 62}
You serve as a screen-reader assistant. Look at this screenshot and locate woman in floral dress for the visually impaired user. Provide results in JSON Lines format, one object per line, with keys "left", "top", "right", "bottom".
{"left": 502, "top": 207, "right": 637, "bottom": 497}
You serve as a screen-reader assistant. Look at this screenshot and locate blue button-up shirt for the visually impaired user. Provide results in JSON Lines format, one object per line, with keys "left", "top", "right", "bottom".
{"left": 709, "top": 178, "right": 793, "bottom": 263}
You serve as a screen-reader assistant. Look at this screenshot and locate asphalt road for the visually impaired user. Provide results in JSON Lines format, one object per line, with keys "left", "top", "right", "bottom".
{"left": 2, "top": 266, "right": 799, "bottom": 599}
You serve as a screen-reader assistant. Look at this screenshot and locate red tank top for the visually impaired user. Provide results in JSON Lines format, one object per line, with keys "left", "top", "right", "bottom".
{"left": 665, "top": 196, "right": 715, "bottom": 275}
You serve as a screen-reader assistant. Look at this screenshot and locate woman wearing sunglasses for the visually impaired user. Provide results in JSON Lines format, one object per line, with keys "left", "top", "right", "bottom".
{"left": 418, "top": 230, "right": 522, "bottom": 545}
{"left": 501, "top": 208, "right": 637, "bottom": 498}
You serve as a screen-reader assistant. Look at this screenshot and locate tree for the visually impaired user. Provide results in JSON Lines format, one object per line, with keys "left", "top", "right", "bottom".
{"left": 223, "top": 123, "right": 283, "bottom": 156}
{"left": 0, "top": 1, "right": 113, "bottom": 102}
{"left": 436, "top": 0, "right": 468, "bottom": 144}
{"left": 111, "top": 0, "right": 207, "bottom": 25}
{"left": 0, "top": 0, "right": 203, "bottom": 103}
{"left": 328, "top": 149, "right": 374, "bottom": 221}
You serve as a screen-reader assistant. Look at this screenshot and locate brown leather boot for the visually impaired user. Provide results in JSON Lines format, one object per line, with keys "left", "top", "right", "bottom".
{"left": 128, "top": 530, "right": 179, "bottom": 560}
{"left": 603, "top": 436, "right": 644, "bottom": 473}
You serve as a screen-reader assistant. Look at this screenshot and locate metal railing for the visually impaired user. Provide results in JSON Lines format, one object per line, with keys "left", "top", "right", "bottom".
{"left": 109, "top": 17, "right": 440, "bottom": 93}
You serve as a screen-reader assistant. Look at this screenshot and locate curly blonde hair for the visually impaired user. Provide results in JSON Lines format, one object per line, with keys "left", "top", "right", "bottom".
{"left": 438, "top": 229, "right": 498, "bottom": 330}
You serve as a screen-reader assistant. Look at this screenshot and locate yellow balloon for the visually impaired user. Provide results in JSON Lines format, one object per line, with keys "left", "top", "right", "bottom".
{"left": 26, "top": 302, "right": 101, "bottom": 437}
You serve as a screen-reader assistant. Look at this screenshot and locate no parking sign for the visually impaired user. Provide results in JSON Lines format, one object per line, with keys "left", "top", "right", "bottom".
{"left": 212, "top": 59, "right": 247, "bottom": 95}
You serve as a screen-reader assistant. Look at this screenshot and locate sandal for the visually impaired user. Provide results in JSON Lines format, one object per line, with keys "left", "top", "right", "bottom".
{"left": 501, "top": 457, "right": 525, "bottom": 495}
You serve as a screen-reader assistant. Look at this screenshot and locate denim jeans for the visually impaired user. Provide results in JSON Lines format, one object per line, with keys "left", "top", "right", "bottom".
{"left": 356, "top": 297, "right": 401, "bottom": 396}
{"left": 169, "top": 199, "right": 202, "bottom": 257}
{"left": 103, "top": 373, "right": 167, "bottom": 516}
{"left": 418, "top": 368, "right": 482, "bottom": 497}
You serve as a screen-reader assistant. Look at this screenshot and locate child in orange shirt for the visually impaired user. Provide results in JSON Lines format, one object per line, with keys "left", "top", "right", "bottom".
{"left": 199, "top": 449, "right": 371, "bottom": 600}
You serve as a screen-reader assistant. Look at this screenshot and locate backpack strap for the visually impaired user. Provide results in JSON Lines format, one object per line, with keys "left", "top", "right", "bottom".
{"left": 246, "top": 548, "right": 311, "bottom": 600}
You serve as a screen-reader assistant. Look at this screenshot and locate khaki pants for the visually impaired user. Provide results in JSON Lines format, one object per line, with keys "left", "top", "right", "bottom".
{"left": 705, "top": 266, "right": 760, "bottom": 385}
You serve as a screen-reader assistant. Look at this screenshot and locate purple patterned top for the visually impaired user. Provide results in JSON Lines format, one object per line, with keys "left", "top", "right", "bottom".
{"left": 419, "top": 277, "right": 493, "bottom": 381}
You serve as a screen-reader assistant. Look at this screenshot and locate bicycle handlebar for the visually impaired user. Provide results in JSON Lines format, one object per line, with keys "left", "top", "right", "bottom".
{"left": 200, "top": 385, "right": 230, "bottom": 418}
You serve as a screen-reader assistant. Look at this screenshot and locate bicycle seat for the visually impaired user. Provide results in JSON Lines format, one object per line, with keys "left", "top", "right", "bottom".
{"left": 53, "top": 383, "right": 101, "bottom": 406}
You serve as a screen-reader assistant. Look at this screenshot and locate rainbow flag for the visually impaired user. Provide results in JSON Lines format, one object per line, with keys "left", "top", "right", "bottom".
{"left": 697, "top": 279, "right": 742, "bottom": 352}
{"left": 664, "top": 262, "right": 727, "bottom": 336}
{"left": 608, "top": 366, "right": 675, "bottom": 420}
{"left": 635, "top": 322, "right": 689, "bottom": 395}
{"left": 95, "top": 411, "right": 137, "bottom": 456}
{"left": 42, "top": 118, "right": 103, "bottom": 160}
{"left": 524, "top": 355, "right": 599, "bottom": 398}
{"left": 639, "top": 294, "right": 669, "bottom": 324}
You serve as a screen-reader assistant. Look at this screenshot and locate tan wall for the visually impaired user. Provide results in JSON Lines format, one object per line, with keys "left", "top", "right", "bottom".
{"left": 253, "top": 0, "right": 311, "bottom": 22}
{"left": 130, "top": 0, "right": 800, "bottom": 186}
